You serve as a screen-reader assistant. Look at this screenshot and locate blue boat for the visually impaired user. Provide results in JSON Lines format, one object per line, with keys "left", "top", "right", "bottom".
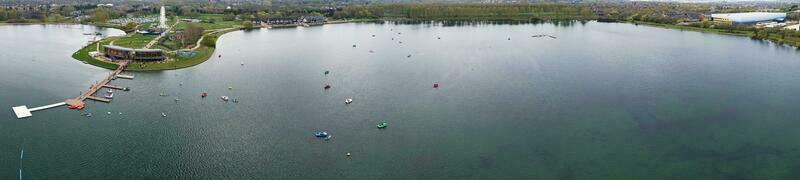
{"left": 313, "top": 131, "right": 329, "bottom": 137}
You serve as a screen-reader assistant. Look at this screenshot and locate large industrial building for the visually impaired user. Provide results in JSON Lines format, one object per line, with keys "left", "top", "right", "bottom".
{"left": 710, "top": 12, "right": 786, "bottom": 25}
{"left": 103, "top": 45, "right": 166, "bottom": 61}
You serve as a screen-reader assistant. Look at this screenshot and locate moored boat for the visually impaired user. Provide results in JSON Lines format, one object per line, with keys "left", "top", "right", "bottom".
{"left": 314, "top": 131, "right": 329, "bottom": 137}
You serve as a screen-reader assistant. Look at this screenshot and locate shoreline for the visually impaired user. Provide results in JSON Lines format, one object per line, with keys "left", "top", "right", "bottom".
{"left": 67, "top": 19, "right": 798, "bottom": 71}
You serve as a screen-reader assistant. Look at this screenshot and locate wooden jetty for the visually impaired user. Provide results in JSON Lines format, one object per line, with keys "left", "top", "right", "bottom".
{"left": 66, "top": 60, "right": 130, "bottom": 107}
{"left": 11, "top": 53, "right": 134, "bottom": 119}
{"left": 102, "top": 84, "right": 126, "bottom": 90}
{"left": 85, "top": 96, "right": 112, "bottom": 103}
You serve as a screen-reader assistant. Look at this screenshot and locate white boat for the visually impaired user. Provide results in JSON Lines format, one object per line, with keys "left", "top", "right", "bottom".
{"left": 107, "top": 89, "right": 113, "bottom": 94}
{"left": 221, "top": 96, "right": 229, "bottom": 101}
{"left": 161, "top": 112, "right": 167, "bottom": 117}
{"left": 345, "top": 98, "right": 353, "bottom": 104}
{"left": 104, "top": 93, "right": 114, "bottom": 99}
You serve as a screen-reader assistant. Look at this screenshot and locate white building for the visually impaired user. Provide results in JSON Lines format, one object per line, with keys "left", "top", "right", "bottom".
{"left": 711, "top": 12, "right": 786, "bottom": 24}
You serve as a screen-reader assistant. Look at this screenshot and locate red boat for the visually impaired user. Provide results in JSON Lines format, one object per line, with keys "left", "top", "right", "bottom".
{"left": 68, "top": 105, "right": 78, "bottom": 109}
{"left": 201, "top": 91, "right": 208, "bottom": 98}
{"left": 433, "top": 82, "right": 439, "bottom": 88}
{"left": 324, "top": 84, "right": 331, "bottom": 90}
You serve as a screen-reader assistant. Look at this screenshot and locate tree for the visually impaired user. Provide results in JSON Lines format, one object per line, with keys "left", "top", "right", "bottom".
{"left": 91, "top": 8, "right": 110, "bottom": 23}
{"left": 256, "top": 11, "right": 267, "bottom": 20}
{"left": 122, "top": 21, "right": 138, "bottom": 32}
{"left": 46, "top": 13, "right": 64, "bottom": 22}
{"left": 243, "top": 21, "right": 254, "bottom": 29}
{"left": 223, "top": 13, "right": 236, "bottom": 21}
{"left": 182, "top": 23, "right": 205, "bottom": 47}
{"left": 60, "top": 5, "right": 76, "bottom": 17}
{"left": 201, "top": 34, "right": 217, "bottom": 47}
{"left": 180, "top": 6, "right": 199, "bottom": 18}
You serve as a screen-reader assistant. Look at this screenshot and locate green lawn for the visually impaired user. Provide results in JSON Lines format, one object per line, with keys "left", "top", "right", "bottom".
{"left": 634, "top": 21, "right": 753, "bottom": 36}
{"left": 175, "top": 14, "right": 243, "bottom": 30}
{"left": 125, "top": 46, "right": 215, "bottom": 71}
{"left": 113, "top": 34, "right": 158, "bottom": 49}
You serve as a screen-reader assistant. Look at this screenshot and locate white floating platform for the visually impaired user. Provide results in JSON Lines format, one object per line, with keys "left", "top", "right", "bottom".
{"left": 116, "top": 74, "right": 135, "bottom": 79}
{"left": 12, "top": 106, "right": 32, "bottom": 119}
{"left": 11, "top": 102, "right": 66, "bottom": 119}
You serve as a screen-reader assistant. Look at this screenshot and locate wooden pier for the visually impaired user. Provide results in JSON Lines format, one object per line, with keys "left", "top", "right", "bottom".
{"left": 85, "top": 96, "right": 112, "bottom": 103}
{"left": 66, "top": 60, "right": 130, "bottom": 108}
{"left": 102, "top": 84, "right": 127, "bottom": 90}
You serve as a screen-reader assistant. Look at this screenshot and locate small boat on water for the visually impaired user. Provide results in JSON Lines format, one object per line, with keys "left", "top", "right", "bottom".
{"left": 68, "top": 105, "right": 78, "bottom": 109}
{"left": 107, "top": 89, "right": 113, "bottom": 94}
{"left": 201, "top": 91, "right": 208, "bottom": 98}
{"left": 123, "top": 87, "right": 130, "bottom": 91}
{"left": 314, "top": 131, "right": 330, "bottom": 137}
{"left": 324, "top": 84, "right": 331, "bottom": 90}
{"left": 232, "top": 98, "right": 239, "bottom": 103}
{"left": 407, "top": 54, "right": 412, "bottom": 58}
{"left": 105, "top": 93, "right": 114, "bottom": 99}
{"left": 324, "top": 70, "right": 330, "bottom": 75}
{"left": 159, "top": 92, "right": 166, "bottom": 96}
{"left": 161, "top": 112, "right": 167, "bottom": 117}
{"left": 345, "top": 98, "right": 353, "bottom": 104}
{"left": 433, "top": 82, "right": 440, "bottom": 88}
{"left": 377, "top": 122, "right": 388, "bottom": 129}
{"left": 221, "top": 96, "right": 230, "bottom": 101}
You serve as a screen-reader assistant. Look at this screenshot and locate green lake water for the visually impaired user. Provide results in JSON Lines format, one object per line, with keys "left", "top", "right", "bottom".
{"left": 2, "top": 22, "right": 800, "bottom": 179}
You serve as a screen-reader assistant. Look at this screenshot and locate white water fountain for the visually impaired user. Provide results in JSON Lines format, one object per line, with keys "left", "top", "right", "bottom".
{"left": 158, "top": 6, "right": 166, "bottom": 28}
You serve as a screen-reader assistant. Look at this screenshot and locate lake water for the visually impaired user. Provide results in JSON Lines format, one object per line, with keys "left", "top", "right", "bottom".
{"left": 2, "top": 22, "right": 800, "bottom": 179}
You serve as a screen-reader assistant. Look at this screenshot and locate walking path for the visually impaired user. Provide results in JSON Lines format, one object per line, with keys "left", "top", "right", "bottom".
{"left": 144, "top": 18, "right": 179, "bottom": 49}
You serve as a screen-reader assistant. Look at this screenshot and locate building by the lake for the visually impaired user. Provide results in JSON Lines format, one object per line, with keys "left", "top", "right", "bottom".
{"left": 710, "top": 12, "right": 786, "bottom": 25}
{"left": 103, "top": 45, "right": 165, "bottom": 61}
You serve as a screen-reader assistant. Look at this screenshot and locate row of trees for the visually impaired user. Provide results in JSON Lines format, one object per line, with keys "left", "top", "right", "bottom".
{"left": 332, "top": 4, "right": 596, "bottom": 21}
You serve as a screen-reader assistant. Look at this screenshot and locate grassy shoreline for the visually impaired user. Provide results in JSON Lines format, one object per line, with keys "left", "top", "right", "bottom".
{"left": 59, "top": 17, "right": 798, "bottom": 71}
{"left": 633, "top": 21, "right": 799, "bottom": 48}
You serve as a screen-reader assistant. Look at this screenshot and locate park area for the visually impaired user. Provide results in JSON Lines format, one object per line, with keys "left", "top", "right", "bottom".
{"left": 72, "top": 14, "right": 242, "bottom": 71}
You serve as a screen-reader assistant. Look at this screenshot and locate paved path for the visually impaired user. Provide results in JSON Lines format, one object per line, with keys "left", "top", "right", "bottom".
{"left": 185, "top": 28, "right": 238, "bottom": 51}
{"left": 144, "top": 17, "right": 179, "bottom": 49}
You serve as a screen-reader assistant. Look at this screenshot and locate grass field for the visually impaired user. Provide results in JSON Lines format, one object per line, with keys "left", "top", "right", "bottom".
{"left": 125, "top": 46, "right": 215, "bottom": 71}
{"left": 635, "top": 21, "right": 754, "bottom": 36}
{"left": 113, "top": 34, "right": 158, "bottom": 48}
{"left": 175, "top": 14, "right": 243, "bottom": 31}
